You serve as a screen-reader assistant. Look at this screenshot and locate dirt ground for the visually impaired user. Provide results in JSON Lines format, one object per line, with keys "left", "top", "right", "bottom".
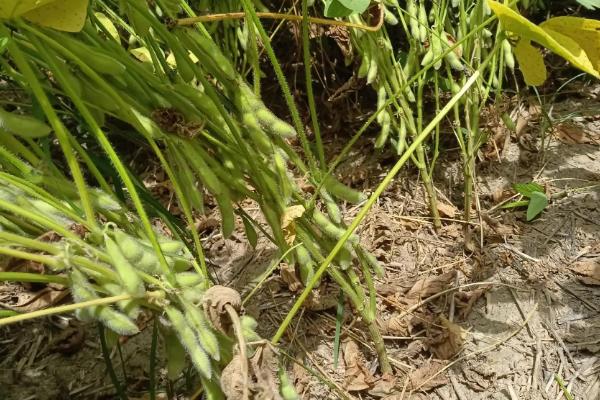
{"left": 1, "top": 89, "right": 599, "bottom": 399}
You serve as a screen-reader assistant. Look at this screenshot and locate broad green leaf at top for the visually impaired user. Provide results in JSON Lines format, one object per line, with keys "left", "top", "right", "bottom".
{"left": 487, "top": 0, "right": 600, "bottom": 85}
{"left": 0, "top": 0, "right": 89, "bottom": 32}
{"left": 324, "top": 0, "right": 370, "bottom": 18}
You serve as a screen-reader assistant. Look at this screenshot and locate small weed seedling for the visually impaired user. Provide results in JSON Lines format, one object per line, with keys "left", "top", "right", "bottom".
{"left": 502, "top": 182, "right": 549, "bottom": 221}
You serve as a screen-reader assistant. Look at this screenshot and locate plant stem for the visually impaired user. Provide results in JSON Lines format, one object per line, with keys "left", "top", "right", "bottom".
{"left": 98, "top": 323, "right": 129, "bottom": 400}
{"left": 301, "top": 0, "right": 325, "bottom": 170}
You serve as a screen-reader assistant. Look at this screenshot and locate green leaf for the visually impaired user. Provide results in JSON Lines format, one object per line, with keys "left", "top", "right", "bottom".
{"left": 337, "top": 0, "right": 370, "bottom": 13}
{"left": 0, "top": 108, "right": 52, "bottom": 138}
{"left": 324, "top": 0, "right": 354, "bottom": 17}
{"left": 501, "top": 200, "right": 530, "bottom": 209}
{"left": 576, "top": 0, "right": 600, "bottom": 10}
{"left": 513, "top": 182, "right": 544, "bottom": 198}
{"left": 526, "top": 191, "right": 548, "bottom": 221}
{"left": 242, "top": 215, "right": 258, "bottom": 248}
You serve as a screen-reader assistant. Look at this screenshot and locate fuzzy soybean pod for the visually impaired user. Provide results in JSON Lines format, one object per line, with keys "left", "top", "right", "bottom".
{"left": 279, "top": 368, "right": 300, "bottom": 400}
{"left": 320, "top": 189, "right": 342, "bottom": 224}
{"left": 104, "top": 234, "right": 145, "bottom": 298}
{"left": 182, "top": 301, "right": 220, "bottom": 361}
{"left": 114, "top": 229, "right": 145, "bottom": 264}
{"left": 407, "top": 0, "right": 420, "bottom": 40}
{"left": 312, "top": 210, "right": 359, "bottom": 245}
{"left": 254, "top": 108, "right": 297, "bottom": 138}
{"left": 360, "top": 249, "right": 385, "bottom": 278}
{"left": 335, "top": 245, "right": 353, "bottom": 270}
{"left": 165, "top": 305, "right": 212, "bottom": 379}
{"left": 135, "top": 249, "right": 161, "bottom": 274}
{"left": 322, "top": 175, "right": 366, "bottom": 204}
{"left": 56, "top": 34, "right": 126, "bottom": 76}
{"left": 417, "top": 2, "right": 428, "bottom": 43}
{"left": 175, "top": 272, "right": 205, "bottom": 288}
{"left": 366, "top": 57, "right": 378, "bottom": 85}
{"left": 358, "top": 50, "right": 371, "bottom": 78}
{"left": 430, "top": 32, "right": 443, "bottom": 70}
{"left": 295, "top": 244, "right": 315, "bottom": 287}
{"left": 441, "top": 34, "right": 464, "bottom": 71}
{"left": 502, "top": 39, "right": 515, "bottom": 70}
{"left": 103, "top": 282, "right": 141, "bottom": 319}
{"left": 94, "top": 306, "right": 140, "bottom": 336}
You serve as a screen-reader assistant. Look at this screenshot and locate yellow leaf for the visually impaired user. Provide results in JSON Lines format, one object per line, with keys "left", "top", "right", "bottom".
{"left": 281, "top": 205, "right": 305, "bottom": 246}
{"left": 130, "top": 47, "right": 153, "bottom": 63}
{"left": 540, "top": 17, "right": 600, "bottom": 72}
{"left": 0, "top": 1, "right": 56, "bottom": 18}
{"left": 95, "top": 12, "right": 120, "bottom": 42}
{"left": 487, "top": 0, "right": 599, "bottom": 81}
{"left": 22, "top": 0, "right": 89, "bottom": 33}
{"left": 514, "top": 40, "right": 547, "bottom": 86}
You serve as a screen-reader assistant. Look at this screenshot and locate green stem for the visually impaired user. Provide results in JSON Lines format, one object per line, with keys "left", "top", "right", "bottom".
{"left": 0, "top": 271, "right": 68, "bottom": 285}
{"left": 301, "top": 0, "right": 325, "bottom": 170}
{"left": 99, "top": 323, "right": 129, "bottom": 400}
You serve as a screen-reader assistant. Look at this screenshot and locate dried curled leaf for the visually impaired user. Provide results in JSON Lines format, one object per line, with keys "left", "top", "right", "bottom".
{"left": 202, "top": 285, "right": 242, "bottom": 333}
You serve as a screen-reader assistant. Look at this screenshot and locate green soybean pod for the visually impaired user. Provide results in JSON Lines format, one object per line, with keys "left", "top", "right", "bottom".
{"left": 53, "top": 59, "right": 83, "bottom": 98}
{"left": 269, "top": 119, "right": 297, "bottom": 138}
{"left": 182, "top": 301, "right": 220, "bottom": 361}
{"left": 358, "top": 52, "right": 371, "bottom": 78}
{"left": 175, "top": 272, "right": 204, "bottom": 288}
{"left": 384, "top": 7, "right": 399, "bottom": 25}
{"left": 95, "top": 306, "right": 140, "bottom": 336}
{"left": 104, "top": 234, "right": 145, "bottom": 298}
{"left": 102, "top": 282, "right": 141, "bottom": 319}
{"left": 335, "top": 246, "right": 353, "bottom": 270}
{"left": 322, "top": 175, "right": 366, "bottom": 204}
{"left": 58, "top": 35, "right": 126, "bottom": 76}
{"left": 216, "top": 191, "right": 235, "bottom": 238}
{"left": 407, "top": 0, "right": 420, "bottom": 40}
{"left": 166, "top": 306, "right": 212, "bottom": 378}
{"left": 172, "top": 43, "right": 196, "bottom": 83}
{"left": 115, "top": 230, "right": 145, "bottom": 264}
{"left": 443, "top": 47, "right": 464, "bottom": 71}
{"left": 418, "top": 2, "right": 428, "bottom": 42}
{"left": 502, "top": 39, "right": 515, "bottom": 70}
{"left": 182, "top": 286, "right": 205, "bottom": 304}
{"left": 279, "top": 368, "right": 300, "bottom": 400}
{"left": 430, "top": 33, "right": 443, "bottom": 70}
{"left": 240, "top": 315, "right": 260, "bottom": 342}
{"left": 0, "top": 108, "right": 51, "bottom": 139}
{"left": 375, "top": 112, "right": 391, "bottom": 148}
{"left": 80, "top": 76, "right": 120, "bottom": 112}
{"left": 164, "top": 330, "right": 187, "bottom": 380}
{"left": 312, "top": 210, "right": 359, "bottom": 244}
{"left": 159, "top": 240, "right": 185, "bottom": 255}
{"left": 320, "top": 189, "right": 341, "bottom": 224}
{"left": 295, "top": 245, "right": 315, "bottom": 287}
{"left": 361, "top": 249, "right": 385, "bottom": 278}
{"left": 136, "top": 249, "right": 160, "bottom": 274}
{"left": 421, "top": 48, "right": 434, "bottom": 67}
{"left": 366, "top": 57, "right": 378, "bottom": 85}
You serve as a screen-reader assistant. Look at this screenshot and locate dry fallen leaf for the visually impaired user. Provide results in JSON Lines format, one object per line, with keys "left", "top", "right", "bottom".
{"left": 406, "top": 359, "right": 449, "bottom": 391}
{"left": 427, "top": 317, "right": 466, "bottom": 359}
{"left": 303, "top": 284, "right": 339, "bottom": 311}
{"left": 343, "top": 339, "right": 373, "bottom": 392}
{"left": 202, "top": 285, "right": 242, "bottom": 333}
{"left": 378, "top": 314, "right": 409, "bottom": 336}
{"left": 436, "top": 202, "right": 458, "bottom": 218}
{"left": 280, "top": 262, "right": 302, "bottom": 292}
{"left": 12, "top": 285, "right": 68, "bottom": 313}
{"left": 554, "top": 123, "right": 594, "bottom": 144}
{"left": 455, "top": 288, "right": 487, "bottom": 320}
{"left": 571, "top": 260, "right": 600, "bottom": 285}
{"left": 369, "top": 374, "right": 397, "bottom": 398}
{"left": 405, "top": 271, "right": 457, "bottom": 305}
{"left": 281, "top": 205, "right": 305, "bottom": 245}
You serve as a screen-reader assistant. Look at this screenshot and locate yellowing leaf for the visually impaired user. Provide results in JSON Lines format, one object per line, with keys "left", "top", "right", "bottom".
{"left": 95, "top": 12, "right": 120, "bottom": 42}
{"left": 22, "top": 0, "right": 89, "bottom": 33}
{"left": 130, "top": 47, "right": 153, "bottom": 63}
{"left": 0, "top": 1, "right": 56, "bottom": 18}
{"left": 487, "top": 0, "right": 600, "bottom": 84}
{"left": 514, "top": 40, "right": 547, "bottom": 86}
{"left": 540, "top": 17, "right": 600, "bottom": 72}
{"left": 281, "top": 205, "right": 305, "bottom": 245}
